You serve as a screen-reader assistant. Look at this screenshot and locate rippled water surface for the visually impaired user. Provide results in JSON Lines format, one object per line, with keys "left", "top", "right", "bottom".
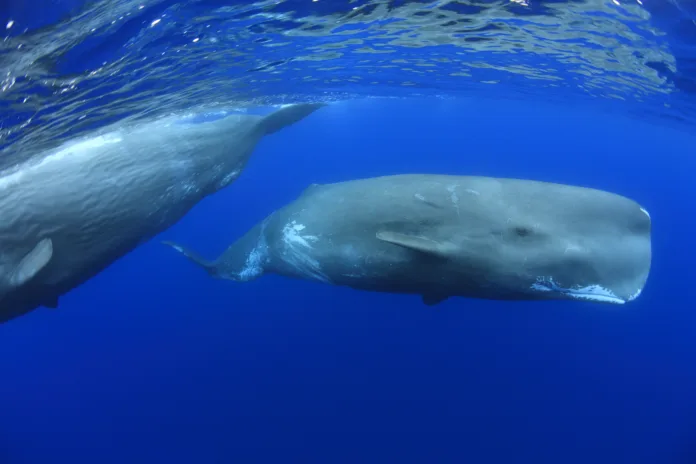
{"left": 1, "top": 0, "right": 695, "bottom": 168}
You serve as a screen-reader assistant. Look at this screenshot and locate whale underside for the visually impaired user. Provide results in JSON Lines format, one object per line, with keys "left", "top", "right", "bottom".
{"left": 166, "top": 174, "right": 652, "bottom": 307}
{"left": 0, "top": 102, "right": 325, "bottom": 324}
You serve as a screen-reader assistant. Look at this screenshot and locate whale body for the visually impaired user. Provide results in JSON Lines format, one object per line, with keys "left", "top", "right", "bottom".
{"left": 0, "top": 103, "right": 324, "bottom": 324}
{"left": 166, "top": 174, "right": 652, "bottom": 306}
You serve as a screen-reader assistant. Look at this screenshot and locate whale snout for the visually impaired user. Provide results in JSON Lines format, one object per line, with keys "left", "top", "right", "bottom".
{"left": 526, "top": 241, "right": 649, "bottom": 305}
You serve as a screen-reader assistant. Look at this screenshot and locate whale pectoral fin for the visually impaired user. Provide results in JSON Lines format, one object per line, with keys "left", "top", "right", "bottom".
{"left": 376, "top": 231, "right": 451, "bottom": 258}
{"left": 10, "top": 238, "right": 53, "bottom": 287}
{"left": 422, "top": 294, "right": 449, "bottom": 306}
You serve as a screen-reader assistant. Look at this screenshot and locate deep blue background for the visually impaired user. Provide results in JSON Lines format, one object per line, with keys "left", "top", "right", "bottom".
{"left": 1, "top": 98, "right": 695, "bottom": 463}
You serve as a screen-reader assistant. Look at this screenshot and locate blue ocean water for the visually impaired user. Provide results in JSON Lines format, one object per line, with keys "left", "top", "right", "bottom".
{"left": 1, "top": 1, "right": 696, "bottom": 463}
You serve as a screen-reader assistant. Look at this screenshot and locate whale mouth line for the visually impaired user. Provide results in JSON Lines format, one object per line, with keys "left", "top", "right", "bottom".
{"left": 530, "top": 277, "right": 626, "bottom": 305}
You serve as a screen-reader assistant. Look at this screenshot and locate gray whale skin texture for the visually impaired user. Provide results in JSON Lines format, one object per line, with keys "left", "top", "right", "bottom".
{"left": 166, "top": 174, "right": 652, "bottom": 307}
{"left": 0, "top": 103, "right": 324, "bottom": 324}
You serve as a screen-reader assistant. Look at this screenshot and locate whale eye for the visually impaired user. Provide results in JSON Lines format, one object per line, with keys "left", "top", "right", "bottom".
{"left": 514, "top": 226, "right": 531, "bottom": 237}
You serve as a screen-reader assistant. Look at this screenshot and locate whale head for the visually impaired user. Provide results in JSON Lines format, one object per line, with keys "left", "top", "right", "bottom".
{"left": 450, "top": 181, "right": 652, "bottom": 305}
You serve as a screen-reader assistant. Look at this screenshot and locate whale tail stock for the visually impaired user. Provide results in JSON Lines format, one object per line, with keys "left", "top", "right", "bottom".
{"left": 163, "top": 219, "right": 268, "bottom": 283}
{"left": 162, "top": 104, "right": 324, "bottom": 282}
{"left": 257, "top": 102, "right": 326, "bottom": 136}
{"left": 162, "top": 241, "right": 220, "bottom": 277}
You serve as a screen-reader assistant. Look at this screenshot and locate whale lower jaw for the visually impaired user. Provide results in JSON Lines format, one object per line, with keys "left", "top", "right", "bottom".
{"left": 561, "top": 290, "right": 626, "bottom": 305}
{"left": 530, "top": 277, "right": 632, "bottom": 305}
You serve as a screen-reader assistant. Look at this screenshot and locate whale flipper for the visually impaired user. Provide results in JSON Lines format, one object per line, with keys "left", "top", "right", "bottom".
{"left": 376, "top": 231, "right": 453, "bottom": 258}
{"left": 11, "top": 238, "right": 53, "bottom": 287}
{"left": 257, "top": 103, "right": 325, "bottom": 135}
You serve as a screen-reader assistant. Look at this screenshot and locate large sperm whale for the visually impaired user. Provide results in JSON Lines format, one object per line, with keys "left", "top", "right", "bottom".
{"left": 0, "top": 103, "right": 324, "bottom": 324}
{"left": 166, "top": 174, "right": 652, "bottom": 306}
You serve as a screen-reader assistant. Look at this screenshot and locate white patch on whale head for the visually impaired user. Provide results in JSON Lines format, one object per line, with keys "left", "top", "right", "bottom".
{"left": 464, "top": 188, "right": 480, "bottom": 196}
{"left": 414, "top": 193, "right": 426, "bottom": 201}
{"left": 640, "top": 207, "right": 650, "bottom": 219}
{"left": 531, "top": 276, "right": 626, "bottom": 304}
